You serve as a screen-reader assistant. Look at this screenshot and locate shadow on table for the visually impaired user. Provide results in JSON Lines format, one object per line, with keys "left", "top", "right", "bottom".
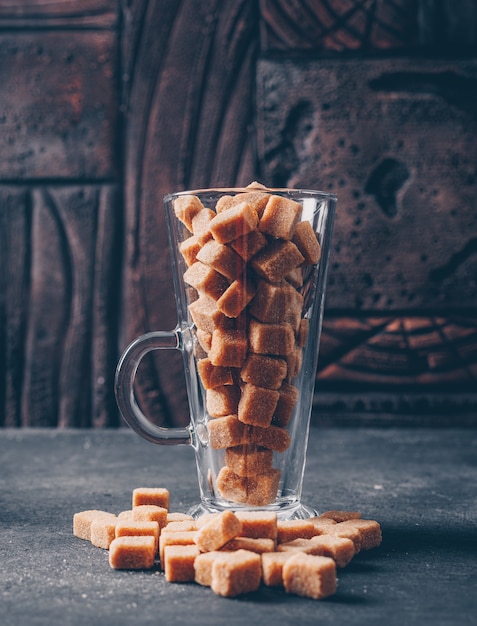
{"left": 235, "top": 585, "right": 371, "bottom": 606}
{"left": 376, "top": 522, "right": 477, "bottom": 557}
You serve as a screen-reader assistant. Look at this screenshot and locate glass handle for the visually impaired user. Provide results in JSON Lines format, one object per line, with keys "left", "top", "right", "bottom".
{"left": 114, "top": 330, "right": 192, "bottom": 446}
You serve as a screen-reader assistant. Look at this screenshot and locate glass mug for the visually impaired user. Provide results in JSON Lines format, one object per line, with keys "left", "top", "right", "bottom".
{"left": 115, "top": 186, "right": 336, "bottom": 519}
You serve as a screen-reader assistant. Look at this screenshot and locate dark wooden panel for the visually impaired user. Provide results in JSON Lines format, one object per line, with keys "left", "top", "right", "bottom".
{"left": 0, "top": 185, "right": 121, "bottom": 427}
{"left": 258, "top": 0, "right": 477, "bottom": 52}
{"left": 0, "top": 0, "right": 475, "bottom": 432}
{"left": 91, "top": 185, "right": 122, "bottom": 428}
{"left": 0, "top": 0, "right": 117, "bottom": 28}
{"left": 417, "top": 0, "right": 477, "bottom": 48}
{"left": 259, "top": 0, "right": 419, "bottom": 51}
{"left": 22, "top": 188, "right": 73, "bottom": 426}
{"left": 0, "top": 188, "right": 30, "bottom": 427}
{"left": 312, "top": 314, "right": 477, "bottom": 424}
{"left": 257, "top": 54, "right": 477, "bottom": 407}
{"left": 257, "top": 57, "right": 477, "bottom": 311}
{"left": 120, "top": 0, "right": 259, "bottom": 427}
{"left": 0, "top": 31, "right": 118, "bottom": 180}
{"left": 318, "top": 315, "right": 477, "bottom": 385}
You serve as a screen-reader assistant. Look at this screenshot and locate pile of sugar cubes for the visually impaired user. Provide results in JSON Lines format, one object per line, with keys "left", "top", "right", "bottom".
{"left": 73, "top": 487, "right": 382, "bottom": 600}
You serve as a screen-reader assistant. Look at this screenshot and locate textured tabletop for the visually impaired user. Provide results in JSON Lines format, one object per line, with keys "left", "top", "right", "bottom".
{"left": 1, "top": 427, "right": 476, "bottom": 626}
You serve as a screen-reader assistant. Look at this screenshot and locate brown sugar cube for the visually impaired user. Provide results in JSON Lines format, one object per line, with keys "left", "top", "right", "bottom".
{"left": 243, "top": 193, "right": 270, "bottom": 217}
{"left": 284, "top": 304, "right": 303, "bottom": 335}
{"left": 249, "top": 279, "right": 304, "bottom": 326}
{"left": 214, "top": 191, "right": 267, "bottom": 214}
{"left": 245, "top": 181, "right": 268, "bottom": 189}
{"left": 215, "top": 195, "right": 234, "bottom": 213}
{"left": 319, "top": 510, "right": 362, "bottom": 523}
{"left": 109, "top": 536, "right": 156, "bottom": 570}
{"left": 273, "top": 382, "right": 299, "bottom": 428}
{"left": 221, "top": 536, "right": 275, "bottom": 554}
{"left": 115, "top": 520, "right": 160, "bottom": 553}
{"left": 309, "top": 535, "right": 355, "bottom": 568}
{"left": 234, "top": 510, "right": 278, "bottom": 540}
{"left": 117, "top": 510, "right": 134, "bottom": 522}
{"left": 216, "top": 188, "right": 269, "bottom": 216}
{"left": 162, "top": 520, "right": 197, "bottom": 532}
{"left": 183, "top": 262, "right": 229, "bottom": 300}
{"left": 132, "top": 487, "right": 170, "bottom": 510}
{"left": 164, "top": 544, "right": 200, "bottom": 582}
{"left": 194, "top": 551, "right": 224, "bottom": 586}
{"left": 244, "top": 469, "right": 280, "bottom": 506}
{"left": 132, "top": 505, "right": 168, "bottom": 531}
{"left": 206, "top": 384, "right": 241, "bottom": 417}
{"left": 216, "top": 467, "right": 250, "bottom": 504}
{"left": 195, "top": 513, "right": 220, "bottom": 528}
{"left": 230, "top": 229, "right": 267, "bottom": 261}
{"left": 240, "top": 353, "right": 287, "bottom": 390}
{"left": 225, "top": 444, "right": 273, "bottom": 477}
{"left": 277, "top": 537, "right": 317, "bottom": 553}
{"left": 285, "top": 345, "right": 303, "bottom": 380}
{"left": 179, "top": 235, "right": 202, "bottom": 266}
{"left": 195, "top": 510, "right": 242, "bottom": 552}
{"left": 325, "top": 524, "right": 362, "bottom": 553}
{"left": 208, "top": 415, "right": 249, "bottom": 449}
{"left": 216, "top": 276, "right": 256, "bottom": 318}
{"left": 278, "top": 536, "right": 354, "bottom": 568}
{"left": 189, "top": 296, "right": 234, "bottom": 333}
{"left": 90, "top": 515, "right": 118, "bottom": 550}
{"left": 292, "top": 220, "right": 321, "bottom": 265}
{"left": 197, "top": 358, "right": 234, "bottom": 389}
{"left": 209, "top": 328, "right": 248, "bottom": 367}
{"left": 261, "top": 552, "right": 295, "bottom": 587}
{"left": 249, "top": 319, "right": 295, "bottom": 357}
{"left": 251, "top": 239, "right": 305, "bottom": 283}
{"left": 194, "top": 340, "right": 209, "bottom": 360}
{"left": 196, "top": 227, "right": 214, "bottom": 248}
{"left": 166, "top": 512, "right": 195, "bottom": 523}
{"left": 173, "top": 194, "right": 204, "bottom": 231}
{"left": 234, "top": 190, "right": 271, "bottom": 217}
{"left": 277, "top": 519, "right": 317, "bottom": 544}
{"left": 191, "top": 208, "right": 215, "bottom": 240}
{"left": 209, "top": 202, "right": 259, "bottom": 244}
{"left": 259, "top": 195, "right": 302, "bottom": 240}
{"left": 238, "top": 383, "right": 280, "bottom": 428}
{"left": 297, "top": 317, "right": 309, "bottom": 348}
{"left": 159, "top": 529, "right": 198, "bottom": 565}
{"left": 286, "top": 266, "right": 304, "bottom": 289}
{"left": 282, "top": 553, "right": 337, "bottom": 599}
{"left": 73, "top": 510, "right": 116, "bottom": 542}
{"left": 249, "top": 423, "right": 291, "bottom": 452}
{"left": 196, "top": 328, "right": 212, "bottom": 353}
{"left": 211, "top": 549, "right": 261, "bottom": 597}
{"left": 231, "top": 308, "right": 249, "bottom": 332}
{"left": 336, "top": 519, "right": 382, "bottom": 551}
{"left": 309, "top": 517, "right": 338, "bottom": 534}
{"left": 216, "top": 466, "right": 281, "bottom": 506}
{"left": 196, "top": 239, "right": 244, "bottom": 281}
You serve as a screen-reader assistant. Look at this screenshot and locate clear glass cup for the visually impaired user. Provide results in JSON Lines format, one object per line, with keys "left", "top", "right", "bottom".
{"left": 115, "top": 186, "right": 336, "bottom": 519}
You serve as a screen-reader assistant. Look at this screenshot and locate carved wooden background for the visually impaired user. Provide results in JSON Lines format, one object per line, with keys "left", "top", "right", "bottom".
{"left": 0, "top": 0, "right": 476, "bottom": 428}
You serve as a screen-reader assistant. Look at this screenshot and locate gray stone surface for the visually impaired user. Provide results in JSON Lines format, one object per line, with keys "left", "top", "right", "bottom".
{"left": 1, "top": 427, "right": 476, "bottom": 625}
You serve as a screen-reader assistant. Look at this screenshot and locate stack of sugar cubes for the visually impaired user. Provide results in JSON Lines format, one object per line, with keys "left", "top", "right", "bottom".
{"left": 174, "top": 183, "right": 322, "bottom": 506}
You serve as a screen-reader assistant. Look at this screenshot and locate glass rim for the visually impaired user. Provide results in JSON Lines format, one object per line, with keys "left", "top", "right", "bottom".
{"left": 164, "top": 186, "right": 337, "bottom": 203}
